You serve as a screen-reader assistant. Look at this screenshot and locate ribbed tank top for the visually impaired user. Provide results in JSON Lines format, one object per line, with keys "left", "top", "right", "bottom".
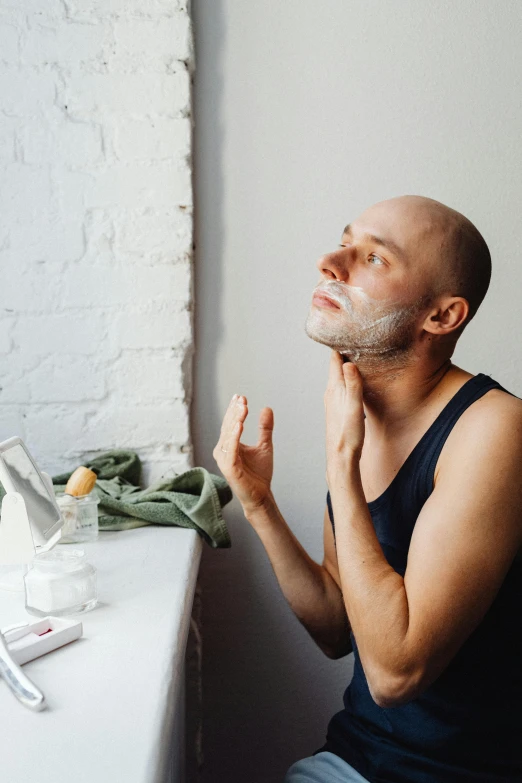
{"left": 313, "top": 372, "right": 522, "bottom": 782}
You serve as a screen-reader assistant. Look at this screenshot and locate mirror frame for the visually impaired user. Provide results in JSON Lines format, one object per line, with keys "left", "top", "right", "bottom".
{"left": 0, "top": 436, "right": 63, "bottom": 547}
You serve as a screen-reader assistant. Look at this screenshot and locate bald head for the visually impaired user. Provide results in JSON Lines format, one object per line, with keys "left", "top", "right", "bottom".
{"left": 364, "top": 195, "right": 492, "bottom": 329}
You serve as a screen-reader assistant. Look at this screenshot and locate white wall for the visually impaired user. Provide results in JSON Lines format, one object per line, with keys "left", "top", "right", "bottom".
{"left": 192, "top": 2, "right": 522, "bottom": 781}
{"left": 0, "top": 0, "right": 194, "bottom": 484}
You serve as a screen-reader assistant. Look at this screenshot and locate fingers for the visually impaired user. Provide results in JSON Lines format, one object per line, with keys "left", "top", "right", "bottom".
{"left": 342, "top": 360, "right": 363, "bottom": 395}
{"left": 342, "top": 360, "right": 358, "bottom": 378}
{"left": 257, "top": 407, "right": 274, "bottom": 448}
{"left": 220, "top": 394, "right": 248, "bottom": 437}
{"left": 217, "top": 394, "right": 249, "bottom": 457}
{"left": 328, "top": 350, "right": 345, "bottom": 385}
{"left": 220, "top": 418, "right": 243, "bottom": 465}
{"left": 219, "top": 393, "right": 239, "bottom": 435}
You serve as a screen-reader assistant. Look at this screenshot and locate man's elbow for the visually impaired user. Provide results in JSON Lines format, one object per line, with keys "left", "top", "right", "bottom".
{"left": 370, "top": 684, "right": 410, "bottom": 709}
{"left": 368, "top": 666, "right": 425, "bottom": 709}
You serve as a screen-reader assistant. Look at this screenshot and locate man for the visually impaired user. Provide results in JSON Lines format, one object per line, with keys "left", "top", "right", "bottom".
{"left": 213, "top": 195, "right": 522, "bottom": 783}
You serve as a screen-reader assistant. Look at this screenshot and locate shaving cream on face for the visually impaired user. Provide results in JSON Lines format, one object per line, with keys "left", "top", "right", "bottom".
{"left": 338, "top": 284, "right": 371, "bottom": 302}
{"left": 305, "top": 280, "right": 428, "bottom": 365}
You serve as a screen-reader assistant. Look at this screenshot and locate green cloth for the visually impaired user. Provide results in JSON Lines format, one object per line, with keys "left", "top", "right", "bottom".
{"left": 51, "top": 450, "right": 232, "bottom": 549}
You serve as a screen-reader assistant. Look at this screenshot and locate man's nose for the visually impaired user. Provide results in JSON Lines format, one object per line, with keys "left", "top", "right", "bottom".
{"left": 316, "top": 246, "right": 352, "bottom": 282}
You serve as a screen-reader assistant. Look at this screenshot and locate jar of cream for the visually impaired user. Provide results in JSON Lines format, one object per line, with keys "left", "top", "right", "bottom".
{"left": 24, "top": 549, "right": 97, "bottom": 617}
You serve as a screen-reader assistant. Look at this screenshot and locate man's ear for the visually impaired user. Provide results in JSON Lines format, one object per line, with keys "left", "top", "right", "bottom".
{"left": 422, "top": 296, "right": 470, "bottom": 336}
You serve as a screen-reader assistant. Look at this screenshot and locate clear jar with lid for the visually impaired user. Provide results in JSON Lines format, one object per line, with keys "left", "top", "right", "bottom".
{"left": 24, "top": 548, "right": 97, "bottom": 617}
{"left": 56, "top": 492, "right": 100, "bottom": 543}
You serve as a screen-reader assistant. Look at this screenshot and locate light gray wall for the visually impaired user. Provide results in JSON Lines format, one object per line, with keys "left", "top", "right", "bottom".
{"left": 192, "top": 2, "right": 522, "bottom": 781}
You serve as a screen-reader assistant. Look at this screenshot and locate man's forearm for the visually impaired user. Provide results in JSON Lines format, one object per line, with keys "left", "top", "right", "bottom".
{"left": 328, "top": 458, "right": 411, "bottom": 691}
{"left": 244, "top": 494, "right": 352, "bottom": 658}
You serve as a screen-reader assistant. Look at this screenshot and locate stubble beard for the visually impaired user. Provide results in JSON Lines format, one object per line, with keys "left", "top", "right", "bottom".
{"left": 305, "top": 283, "right": 430, "bottom": 370}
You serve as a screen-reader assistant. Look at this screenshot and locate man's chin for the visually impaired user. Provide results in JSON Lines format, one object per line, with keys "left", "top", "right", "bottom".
{"left": 304, "top": 323, "right": 350, "bottom": 353}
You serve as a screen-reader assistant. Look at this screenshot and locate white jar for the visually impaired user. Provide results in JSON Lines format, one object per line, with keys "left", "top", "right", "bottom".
{"left": 24, "top": 548, "right": 97, "bottom": 617}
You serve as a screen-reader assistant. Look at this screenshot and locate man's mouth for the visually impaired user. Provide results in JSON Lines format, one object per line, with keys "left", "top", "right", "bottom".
{"left": 312, "top": 292, "right": 341, "bottom": 310}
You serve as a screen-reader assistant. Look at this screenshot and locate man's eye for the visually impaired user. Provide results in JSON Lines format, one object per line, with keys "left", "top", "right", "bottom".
{"left": 338, "top": 245, "right": 385, "bottom": 266}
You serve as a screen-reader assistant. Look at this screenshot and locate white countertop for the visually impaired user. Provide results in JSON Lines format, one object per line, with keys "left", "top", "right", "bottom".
{"left": 0, "top": 526, "right": 203, "bottom": 783}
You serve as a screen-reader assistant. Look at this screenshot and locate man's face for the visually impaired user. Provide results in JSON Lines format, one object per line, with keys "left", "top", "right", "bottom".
{"left": 305, "top": 199, "right": 438, "bottom": 364}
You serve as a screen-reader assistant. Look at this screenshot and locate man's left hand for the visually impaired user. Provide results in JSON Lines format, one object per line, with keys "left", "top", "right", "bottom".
{"left": 324, "top": 351, "right": 366, "bottom": 473}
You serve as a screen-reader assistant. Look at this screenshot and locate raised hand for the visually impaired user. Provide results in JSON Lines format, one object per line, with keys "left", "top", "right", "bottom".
{"left": 213, "top": 394, "right": 274, "bottom": 515}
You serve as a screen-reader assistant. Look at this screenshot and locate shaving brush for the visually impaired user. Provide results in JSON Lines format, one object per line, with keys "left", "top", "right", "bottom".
{"left": 58, "top": 466, "right": 98, "bottom": 536}
{"left": 64, "top": 466, "right": 97, "bottom": 498}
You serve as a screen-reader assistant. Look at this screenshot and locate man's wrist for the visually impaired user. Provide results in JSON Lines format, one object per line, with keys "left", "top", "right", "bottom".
{"left": 242, "top": 491, "right": 278, "bottom": 526}
{"left": 326, "top": 453, "right": 361, "bottom": 489}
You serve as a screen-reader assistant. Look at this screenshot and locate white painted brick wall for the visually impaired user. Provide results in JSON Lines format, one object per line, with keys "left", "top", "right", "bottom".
{"left": 0, "top": 0, "right": 194, "bottom": 485}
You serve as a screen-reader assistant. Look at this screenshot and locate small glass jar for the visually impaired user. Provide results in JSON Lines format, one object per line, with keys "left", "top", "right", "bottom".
{"left": 24, "top": 548, "right": 97, "bottom": 617}
{"left": 56, "top": 492, "right": 100, "bottom": 544}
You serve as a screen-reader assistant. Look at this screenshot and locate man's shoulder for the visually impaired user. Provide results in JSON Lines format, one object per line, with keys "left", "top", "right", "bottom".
{"left": 436, "top": 381, "right": 522, "bottom": 478}
{"left": 459, "top": 383, "right": 522, "bottom": 428}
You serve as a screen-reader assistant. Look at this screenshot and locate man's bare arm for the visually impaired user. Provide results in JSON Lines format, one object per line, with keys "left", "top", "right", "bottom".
{"left": 328, "top": 391, "right": 522, "bottom": 707}
{"left": 213, "top": 394, "right": 352, "bottom": 660}
{"left": 245, "top": 497, "right": 353, "bottom": 659}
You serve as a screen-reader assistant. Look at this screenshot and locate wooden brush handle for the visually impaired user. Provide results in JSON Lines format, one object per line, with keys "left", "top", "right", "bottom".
{"left": 64, "top": 466, "right": 97, "bottom": 497}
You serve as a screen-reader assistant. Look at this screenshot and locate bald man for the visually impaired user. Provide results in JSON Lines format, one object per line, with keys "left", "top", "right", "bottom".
{"left": 213, "top": 195, "right": 522, "bottom": 783}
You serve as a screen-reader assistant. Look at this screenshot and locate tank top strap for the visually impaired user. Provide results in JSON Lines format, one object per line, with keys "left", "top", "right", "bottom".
{"left": 326, "top": 372, "right": 519, "bottom": 534}
{"left": 418, "top": 372, "right": 518, "bottom": 500}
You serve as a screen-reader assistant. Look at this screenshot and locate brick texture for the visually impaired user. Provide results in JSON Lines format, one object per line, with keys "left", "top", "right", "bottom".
{"left": 0, "top": 0, "right": 194, "bottom": 485}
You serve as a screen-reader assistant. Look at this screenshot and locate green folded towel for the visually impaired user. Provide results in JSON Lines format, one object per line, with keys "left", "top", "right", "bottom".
{"left": 51, "top": 449, "right": 232, "bottom": 549}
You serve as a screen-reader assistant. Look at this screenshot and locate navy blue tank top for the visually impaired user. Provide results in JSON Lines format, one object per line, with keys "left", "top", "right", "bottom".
{"left": 313, "top": 373, "right": 522, "bottom": 782}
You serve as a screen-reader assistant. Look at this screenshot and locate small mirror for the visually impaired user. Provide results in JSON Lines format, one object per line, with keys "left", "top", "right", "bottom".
{"left": 0, "top": 436, "right": 63, "bottom": 555}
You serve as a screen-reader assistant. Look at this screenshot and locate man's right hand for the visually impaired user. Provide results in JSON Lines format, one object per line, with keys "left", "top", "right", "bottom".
{"left": 213, "top": 394, "right": 274, "bottom": 516}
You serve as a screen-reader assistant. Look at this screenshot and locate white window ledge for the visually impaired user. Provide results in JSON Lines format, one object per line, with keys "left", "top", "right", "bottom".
{"left": 0, "top": 526, "right": 203, "bottom": 783}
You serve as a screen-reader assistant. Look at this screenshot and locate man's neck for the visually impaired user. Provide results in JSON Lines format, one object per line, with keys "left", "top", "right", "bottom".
{"left": 358, "top": 356, "right": 465, "bottom": 438}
